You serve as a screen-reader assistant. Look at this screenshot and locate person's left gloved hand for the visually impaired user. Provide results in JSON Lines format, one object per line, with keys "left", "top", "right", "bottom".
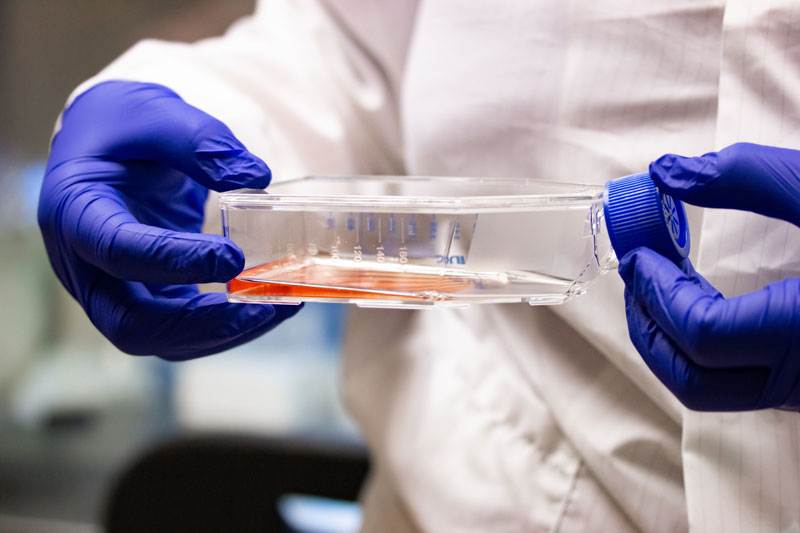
{"left": 39, "top": 81, "right": 301, "bottom": 361}
{"left": 619, "top": 143, "right": 800, "bottom": 411}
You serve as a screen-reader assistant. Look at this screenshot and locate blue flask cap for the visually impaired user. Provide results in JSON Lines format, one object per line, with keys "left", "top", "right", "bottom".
{"left": 603, "top": 172, "right": 690, "bottom": 263}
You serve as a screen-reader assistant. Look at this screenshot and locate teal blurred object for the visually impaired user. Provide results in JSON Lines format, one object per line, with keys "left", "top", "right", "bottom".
{"left": 0, "top": 156, "right": 52, "bottom": 395}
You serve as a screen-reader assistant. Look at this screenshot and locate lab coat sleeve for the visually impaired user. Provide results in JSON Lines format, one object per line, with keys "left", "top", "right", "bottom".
{"left": 63, "top": 0, "right": 418, "bottom": 181}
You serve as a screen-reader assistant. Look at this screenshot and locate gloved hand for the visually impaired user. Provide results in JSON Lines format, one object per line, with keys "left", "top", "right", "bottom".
{"left": 619, "top": 142, "right": 800, "bottom": 411}
{"left": 39, "top": 81, "right": 301, "bottom": 360}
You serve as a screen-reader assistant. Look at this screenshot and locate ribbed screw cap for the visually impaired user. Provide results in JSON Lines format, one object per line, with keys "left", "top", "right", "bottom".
{"left": 603, "top": 172, "right": 690, "bottom": 263}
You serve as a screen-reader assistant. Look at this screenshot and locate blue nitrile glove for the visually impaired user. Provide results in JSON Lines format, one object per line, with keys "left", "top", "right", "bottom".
{"left": 619, "top": 143, "right": 800, "bottom": 411}
{"left": 39, "top": 81, "right": 301, "bottom": 360}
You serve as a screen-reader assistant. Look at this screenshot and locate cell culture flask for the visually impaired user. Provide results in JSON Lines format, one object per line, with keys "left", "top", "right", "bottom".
{"left": 220, "top": 172, "right": 689, "bottom": 308}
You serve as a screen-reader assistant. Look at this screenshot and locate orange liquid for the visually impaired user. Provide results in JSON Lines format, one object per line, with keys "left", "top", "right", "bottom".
{"left": 228, "top": 258, "right": 497, "bottom": 302}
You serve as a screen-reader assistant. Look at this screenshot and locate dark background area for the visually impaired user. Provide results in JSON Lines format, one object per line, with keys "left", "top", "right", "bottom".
{"left": 0, "top": 0, "right": 255, "bottom": 159}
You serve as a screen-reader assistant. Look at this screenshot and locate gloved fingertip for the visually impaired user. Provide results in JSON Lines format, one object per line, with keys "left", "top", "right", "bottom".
{"left": 211, "top": 240, "right": 246, "bottom": 282}
{"left": 650, "top": 152, "right": 680, "bottom": 173}
{"left": 649, "top": 153, "right": 686, "bottom": 187}
{"left": 235, "top": 302, "right": 303, "bottom": 332}
{"left": 195, "top": 135, "right": 271, "bottom": 191}
{"left": 230, "top": 302, "right": 278, "bottom": 330}
{"left": 618, "top": 247, "right": 680, "bottom": 293}
{"left": 617, "top": 248, "right": 642, "bottom": 286}
{"left": 649, "top": 151, "right": 719, "bottom": 197}
{"left": 231, "top": 154, "right": 272, "bottom": 189}
{"left": 273, "top": 301, "right": 304, "bottom": 321}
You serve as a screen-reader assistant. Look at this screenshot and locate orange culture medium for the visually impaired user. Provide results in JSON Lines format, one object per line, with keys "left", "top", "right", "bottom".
{"left": 228, "top": 259, "right": 488, "bottom": 302}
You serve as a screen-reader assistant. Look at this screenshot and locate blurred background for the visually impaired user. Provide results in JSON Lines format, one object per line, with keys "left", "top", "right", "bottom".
{"left": 0, "top": 2, "right": 361, "bottom": 531}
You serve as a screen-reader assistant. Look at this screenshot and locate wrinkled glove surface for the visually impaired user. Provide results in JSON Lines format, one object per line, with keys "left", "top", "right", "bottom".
{"left": 39, "top": 81, "right": 300, "bottom": 360}
{"left": 619, "top": 143, "right": 800, "bottom": 411}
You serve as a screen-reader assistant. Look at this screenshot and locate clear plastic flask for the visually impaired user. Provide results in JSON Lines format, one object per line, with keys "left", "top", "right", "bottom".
{"left": 220, "top": 173, "right": 689, "bottom": 308}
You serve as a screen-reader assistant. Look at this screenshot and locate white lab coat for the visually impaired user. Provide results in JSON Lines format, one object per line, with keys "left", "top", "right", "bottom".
{"left": 69, "top": 1, "right": 800, "bottom": 531}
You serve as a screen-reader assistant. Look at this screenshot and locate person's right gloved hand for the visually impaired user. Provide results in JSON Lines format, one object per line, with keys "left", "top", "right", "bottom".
{"left": 39, "top": 81, "right": 301, "bottom": 360}
{"left": 618, "top": 143, "right": 800, "bottom": 411}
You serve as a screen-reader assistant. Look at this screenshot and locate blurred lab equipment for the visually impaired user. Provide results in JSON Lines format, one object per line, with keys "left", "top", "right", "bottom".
{"left": 104, "top": 433, "right": 367, "bottom": 533}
